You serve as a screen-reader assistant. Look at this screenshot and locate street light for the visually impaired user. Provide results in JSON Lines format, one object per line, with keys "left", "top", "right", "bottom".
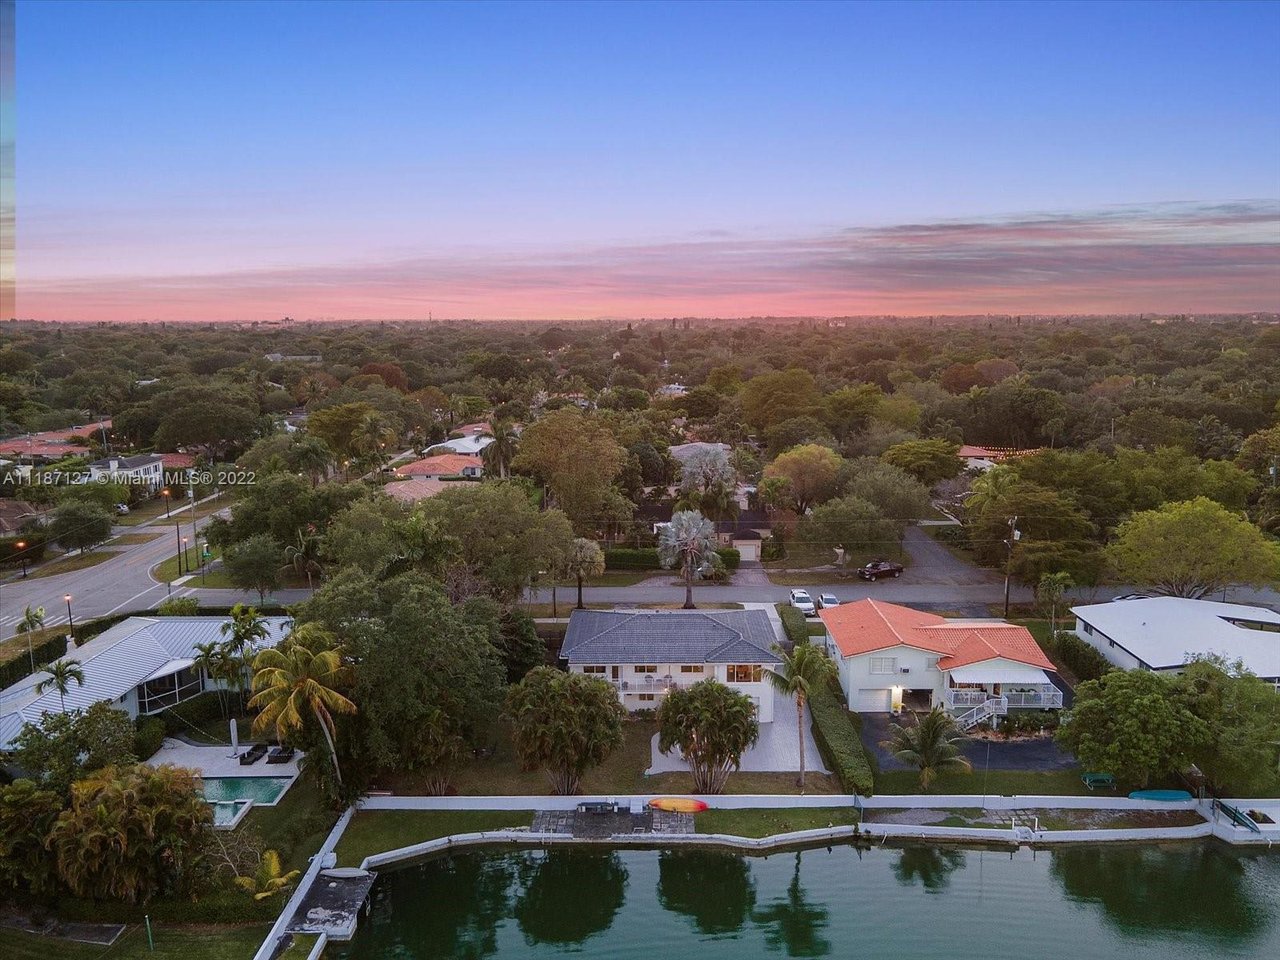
{"left": 65, "top": 594, "right": 74, "bottom": 644}
{"left": 182, "top": 537, "right": 189, "bottom": 576}
{"left": 161, "top": 488, "right": 171, "bottom": 517}
{"left": 15, "top": 540, "right": 27, "bottom": 577}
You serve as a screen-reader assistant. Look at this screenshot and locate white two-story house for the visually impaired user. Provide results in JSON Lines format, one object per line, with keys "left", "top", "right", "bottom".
{"left": 560, "top": 608, "right": 782, "bottom": 722}
{"left": 819, "top": 599, "right": 1062, "bottom": 729}
{"left": 88, "top": 454, "right": 165, "bottom": 492}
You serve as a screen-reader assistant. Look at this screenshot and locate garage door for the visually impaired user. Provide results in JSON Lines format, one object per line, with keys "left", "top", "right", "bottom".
{"left": 735, "top": 542, "right": 760, "bottom": 561}
{"left": 854, "top": 688, "right": 893, "bottom": 712}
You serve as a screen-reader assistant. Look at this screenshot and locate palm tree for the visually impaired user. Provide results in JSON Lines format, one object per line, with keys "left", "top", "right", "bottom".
{"left": 766, "top": 643, "right": 836, "bottom": 791}
{"left": 482, "top": 421, "right": 520, "bottom": 479}
{"left": 564, "top": 538, "right": 605, "bottom": 610}
{"left": 193, "top": 640, "right": 230, "bottom": 717}
{"left": 235, "top": 849, "right": 300, "bottom": 901}
{"left": 1038, "top": 570, "right": 1075, "bottom": 638}
{"left": 963, "top": 464, "right": 1019, "bottom": 518}
{"left": 283, "top": 527, "right": 323, "bottom": 593}
{"left": 880, "top": 707, "right": 972, "bottom": 788}
{"left": 248, "top": 625, "right": 356, "bottom": 786}
{"left": 287, "top": 435, "right": 333, "bottom": 486}
{"left": 658, "top": 510, "right": 718, "bottom": 609}
{"left": 15, "top": 605, "right": 46, "bottom": 635}
{"left": 35, "top": 658, "right": 85, "bottom": 711}
{"left": 221, "top": 604, "right": 271, "bottom": 708}
{"left": 353, "top": 410, "right": 396, "bottom": 470}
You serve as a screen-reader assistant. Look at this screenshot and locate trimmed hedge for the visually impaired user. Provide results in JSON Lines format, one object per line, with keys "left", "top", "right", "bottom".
{"left": 775, "top": 604, "right": 809, "bottom": 648}
{"left": 808, "top": 678, "right": 876, "bottom": 796}
{"left": 715, "top": 547, "right": 740, "bottom": 571}
{"left": 134, "top": 716, "right": 167, "bottom": 760}
{"left": 1053, "top": 631, "right": 1113, "bottom": 683}
{"left": 0, "top": 632, "right": 67, "bottom": 689}
{"left": 603, "top": 547, "right": 662, "bottom": 570}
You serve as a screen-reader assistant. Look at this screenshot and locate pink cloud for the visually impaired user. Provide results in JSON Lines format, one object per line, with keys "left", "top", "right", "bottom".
{"left": 17, "top": 201, "right": 1279, "bottom": 320}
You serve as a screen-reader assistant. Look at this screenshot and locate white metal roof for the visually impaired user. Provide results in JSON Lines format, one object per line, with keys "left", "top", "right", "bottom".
{"left": 948, "top": 664, "right": 1052, "bottom": 685}
{"left": 1070, "top": 597, "right": 1280, "bottom": 677}
{"left": 0, "top": 615, "right": 292, "bottom": 748}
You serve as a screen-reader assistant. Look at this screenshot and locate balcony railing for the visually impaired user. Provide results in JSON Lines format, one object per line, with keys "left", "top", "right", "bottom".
{"left": 944, "top": 687, "right": 1062, "bottom": 709}
{"left": 610, "top": 676, "right": 694, "bottom": 693}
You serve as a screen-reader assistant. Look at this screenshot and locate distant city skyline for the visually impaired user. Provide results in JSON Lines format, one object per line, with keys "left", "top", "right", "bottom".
{"left": 13, "top": 0, "right": 1280, "bottom": 321}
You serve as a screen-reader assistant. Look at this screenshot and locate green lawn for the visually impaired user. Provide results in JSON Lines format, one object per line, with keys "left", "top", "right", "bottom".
{"left": 764, "top": 544, "right": 908, "bottom": 585}
{"left": 874, "top": 768, "right": 1091, "bottom": 796}
{"left": 0, "top": 924, "right": 278, "bottom": 960}
{"left": 152, "top": 546, "right": 226, "bottom": 585}
{"left": 335, "top": 810, "right": 536, "bottom": 867}
{"left": 241, "top": 777, "right": 341, "bottom": 873}
{"left": 26, "top": 550, "right": 122, "bottom": 580}
{"left": 695, "top": 806, "right": 858, "bottom": 838}
{"left": 391, "top": 719, "right": 840, "bottom": 798}
{"left": 117, "top": 497, "right": 221, "bottom": 528}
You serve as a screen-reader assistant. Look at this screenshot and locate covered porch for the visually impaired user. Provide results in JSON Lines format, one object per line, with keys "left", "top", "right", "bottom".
{"left": 135, "top": 660, "right": 205, "bottom": 714}
{"left": 941, "top": 663, "right": 1062, "bottom": 728}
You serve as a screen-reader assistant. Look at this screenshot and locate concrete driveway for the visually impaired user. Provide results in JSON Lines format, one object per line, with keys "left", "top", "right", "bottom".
{"left": 646, "top": 688, "right": 828, "bottom": 775}
{"left": 860, "top": 711, "right": 1076, "bottom": 772}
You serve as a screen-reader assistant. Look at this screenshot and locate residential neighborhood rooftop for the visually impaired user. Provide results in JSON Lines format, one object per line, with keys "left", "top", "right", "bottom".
{"left": 819, "top": 598, "right": 1055, "bottom": 672}
{"left": 383, "top": 477, "right": 479, "bottom": 503}
{"left": 0, "top": 419, "right": 112, "bottom": 459}
{"left": 1071, "top": 597, "right": 1280, "bottom": 677}
{"left": 0, "top": 615, "right": 294, "bottom": 748}
{"left": 395, "top": 453, "right": 484, "bottom": 477}
{"left": 561, "top": 608, "right": 782, "bottom": 665}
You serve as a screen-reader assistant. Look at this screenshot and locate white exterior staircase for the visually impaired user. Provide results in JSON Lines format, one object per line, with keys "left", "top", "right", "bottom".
{"left": 952, "top": 696, "right": 1008, "bottom": 731}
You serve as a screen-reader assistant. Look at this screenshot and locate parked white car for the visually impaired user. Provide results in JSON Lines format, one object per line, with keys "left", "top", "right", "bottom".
{"left": 817, "top": 593, "right": 840, "bottom": 609}
{"left": 789, "top": 589, "right": 816, "bottom": 616}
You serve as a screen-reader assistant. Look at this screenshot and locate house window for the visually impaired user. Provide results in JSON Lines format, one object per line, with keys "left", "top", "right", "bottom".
{"left": 680, "top": 665, "right": 704, "bottom": 674}
{"left": 638, "top": 693, "right": 656, "bottom": 702}
{"left": 927, "top": 657, "right": 941, "bottom": 671}
{"left": 634, "top": 664, "right": 658, "bottom": 674}
{"left": 1082, "top": 623, "right": 1094, "bottom": 635}
{"left": 869, "top": 657, "right": 897, "bottom": 675}
{"left": 581, "top": 665, "right": 606, "bottom": 674}
{"left": 727, "top": 664, "right": 763, "bottom": 683}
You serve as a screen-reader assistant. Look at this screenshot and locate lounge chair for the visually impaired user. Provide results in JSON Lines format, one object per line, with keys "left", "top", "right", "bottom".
{"left": 239, "top": 743, "right": 269, "bottom": 765}
{"left": 266, "top": 745, "right": 296, "bottom": 764}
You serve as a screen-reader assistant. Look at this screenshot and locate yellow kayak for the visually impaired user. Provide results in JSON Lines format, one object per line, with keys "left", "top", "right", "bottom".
{"left": 648, "top": 797, "right": 709, "bottom": 813}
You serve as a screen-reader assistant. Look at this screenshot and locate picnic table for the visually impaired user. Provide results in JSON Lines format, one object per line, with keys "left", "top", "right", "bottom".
{"left": 1081, "top": 772, "right": 1116, "bottom": 790}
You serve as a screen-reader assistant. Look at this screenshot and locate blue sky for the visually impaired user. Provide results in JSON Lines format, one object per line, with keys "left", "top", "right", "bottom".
{"left": 15, "top": 0, "right": 1280, "bottom": 319}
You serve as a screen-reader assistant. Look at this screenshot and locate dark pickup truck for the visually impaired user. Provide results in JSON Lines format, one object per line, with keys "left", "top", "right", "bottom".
{"left": 857, "top": 559, "right": 904, "bottom": 581}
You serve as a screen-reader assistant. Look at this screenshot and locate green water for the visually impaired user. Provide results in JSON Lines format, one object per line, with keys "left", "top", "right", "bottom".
{"left": 329, "top": 843, "right": 1280, "bottom": 959}
{"left": 199, "top": 775, "right": 292, "bottom": 803}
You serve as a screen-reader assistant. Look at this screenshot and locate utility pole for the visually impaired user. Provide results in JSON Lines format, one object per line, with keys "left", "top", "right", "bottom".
{"left": 1003, "top": 515, "right": 1020, "bottom": 619}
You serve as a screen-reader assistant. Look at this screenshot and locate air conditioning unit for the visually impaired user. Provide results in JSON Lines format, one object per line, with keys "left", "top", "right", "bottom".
{"left": 899, "top": 667, "right": 911, "bottom": 674}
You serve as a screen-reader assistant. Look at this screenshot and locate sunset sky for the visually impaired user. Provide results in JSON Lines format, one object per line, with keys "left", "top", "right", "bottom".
{"left": 15, "top": 0, "right": 1280, "bottom": 321}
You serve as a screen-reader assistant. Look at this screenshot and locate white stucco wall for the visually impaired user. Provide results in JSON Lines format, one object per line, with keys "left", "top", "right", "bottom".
{"left": 829, "top": 640, "right": 945, "bottom": 711}
{"left": 569, "top": 662, "right": 774, "bottom": 722}
{"left": 1073, "top": 617, "right": 1148, "bottom": 670}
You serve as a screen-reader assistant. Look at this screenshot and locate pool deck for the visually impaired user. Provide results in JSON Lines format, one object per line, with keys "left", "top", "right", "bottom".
{"left": 151, "top": 738, "right": 301, "bottom": 779}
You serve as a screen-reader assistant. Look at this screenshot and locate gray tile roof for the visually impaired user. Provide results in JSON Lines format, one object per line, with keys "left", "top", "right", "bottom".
{"left": 89, "top": 453, "right": 164, "bottom": 470}
{"left": 561, "top": 609, "right": 781, "bottom": 665}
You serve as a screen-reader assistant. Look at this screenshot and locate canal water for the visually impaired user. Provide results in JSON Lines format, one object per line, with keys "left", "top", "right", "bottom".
{"left": 328, "top": 842, "right": 1280, "bottom": 959}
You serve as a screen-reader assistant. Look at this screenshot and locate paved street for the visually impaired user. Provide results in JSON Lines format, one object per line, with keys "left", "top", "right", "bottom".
{"left": 3, "top": 509, "right": 1275, "bottom": 641}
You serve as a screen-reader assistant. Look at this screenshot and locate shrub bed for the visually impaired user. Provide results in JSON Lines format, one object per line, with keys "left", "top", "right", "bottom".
{"left": 603, "top": 547, "right": 662, "bottom": 570}
{"left": 808, "top": 679, "right": 875, "bottom": 796}
{"left": 715, "top": 547, "right": 740, "bottom": 571}
{"left": 775, "top": 604, "right": 809, "bottom": 648}
{"left": 1052, "top": 631, "right": 1113, "bottom": 683}
{"left": 0, "top": 633, "right": 67, "bottom": 689}
{"left": 134, "top": 716, "right": 168, "bottom": 760}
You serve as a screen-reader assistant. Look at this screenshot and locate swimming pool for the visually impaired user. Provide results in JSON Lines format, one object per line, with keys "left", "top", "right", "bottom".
{"left": 201, "top": 776, "right": 294, "bottom": 805}
{"left": 210, "top": 800, "right": 251, "bottom": 828}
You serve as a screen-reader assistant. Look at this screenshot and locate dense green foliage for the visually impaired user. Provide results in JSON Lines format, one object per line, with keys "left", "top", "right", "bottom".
{"left": 504, "top": 667, "right": 627, "bottom": 795}
{"left": 0, "top": 632, "right": 67, "bottom": 689}
{"left": 657, "top": 680, "right": 760, "bottom": 794}
{"left": 1049, "top": 631, "right": 1114, "bottom": 683}
{"left": 806, "top": 680, "right": 876, "bottom": 795}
